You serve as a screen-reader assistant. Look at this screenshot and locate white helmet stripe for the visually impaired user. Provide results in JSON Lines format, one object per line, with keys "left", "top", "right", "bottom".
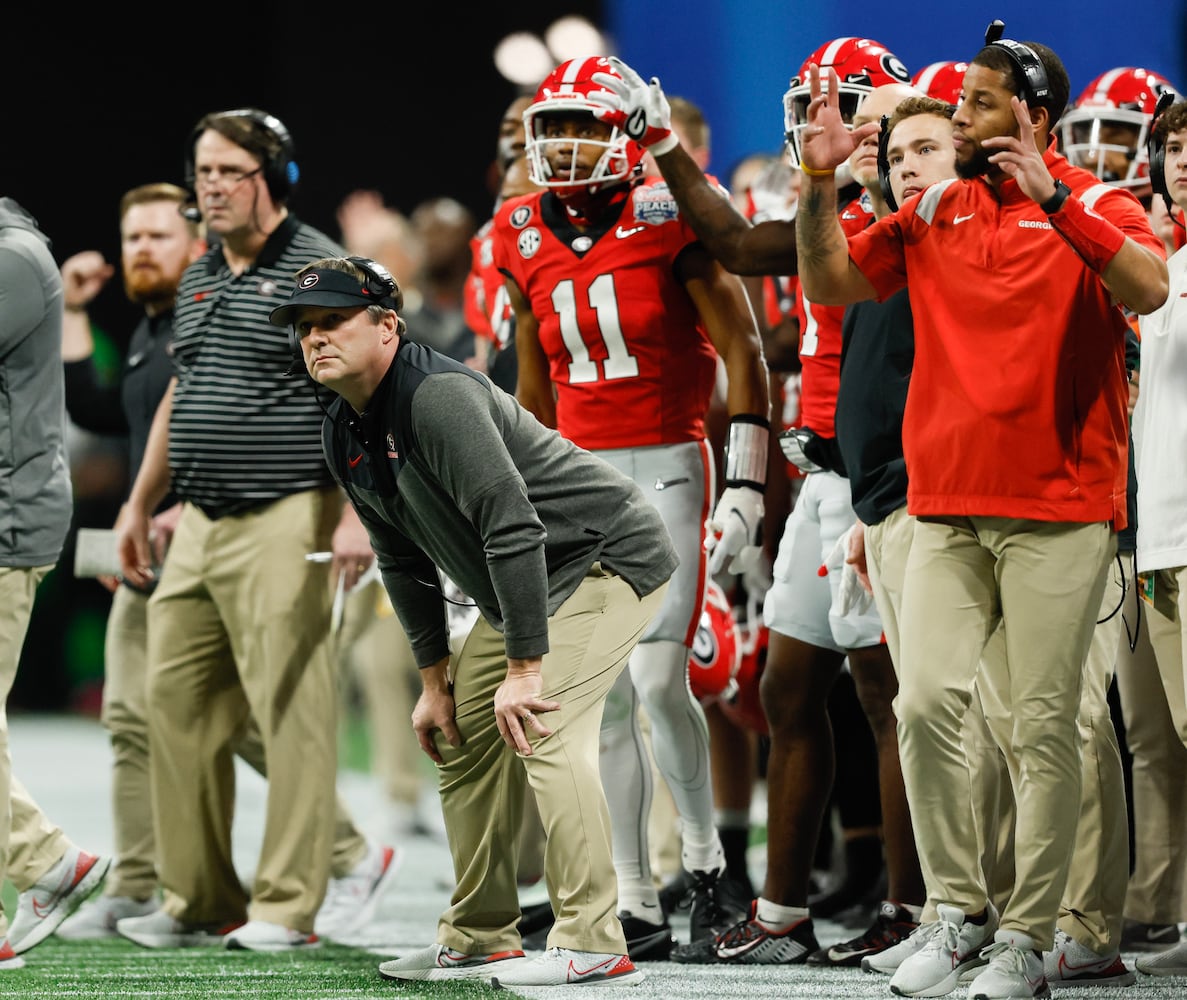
{"left": 557, "top": 57, "right": 590, "bottom": 93}
{"left": 820, "top": 37, "right": 858, "bottom": 67}
{"left": 914, "top": 63, "right": 944, "bottom": 95}
{"left": 1089, "top": 67, "right": 1127, "bottom": 103}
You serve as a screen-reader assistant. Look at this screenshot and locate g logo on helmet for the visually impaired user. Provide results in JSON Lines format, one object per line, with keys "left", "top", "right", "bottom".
{"left": 687, "top": 581, "right": 741, "bottom": 704}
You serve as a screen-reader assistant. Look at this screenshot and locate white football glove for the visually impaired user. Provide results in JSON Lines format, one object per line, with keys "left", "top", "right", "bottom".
{"left": 821, "top": 526, "right": 873, "bottom": 618}
{"left": 705, "top": 486, "right": 764, "bottom": 576}
{"left": 589, "top": 56, "right": 680, "bottom": 156}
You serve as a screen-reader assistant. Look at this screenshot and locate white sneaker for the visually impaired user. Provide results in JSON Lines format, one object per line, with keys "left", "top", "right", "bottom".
{"left": 315, "top": 842, "right": 403, "bottom": 942}
{"left": 1137, "top": 939, "right": 1187, "bottom": 976}
{"left": 1042, "top": 928, "right": 1134, "bottom": 988}
{"left": 863, "top": 920, "right": 936, "bottom": 974}
{"left": 968, "top": 928, "right": 1050, "bottom": 998}
{"left": 56, "top": 894, "right": 158, "bottom": 941}
{"left": 117, "top": 909, "right": 243, "bottom": 948}
{"left": 0, "top": 940, "right": 24, "bottom": 970}
{"left": 888, "top": 903, "right": 997, "bottom": 997}
{"left": 8, "top": 847, "right": 111, "bottom": 954}
{"left": 489, "top": 947, "right": 644, "bottom": 987}
{"left": 378, "top": 943, "right": 528, "bottom": 982}
{"left": 224, "top": 919, "right": 319, "bottom": 951}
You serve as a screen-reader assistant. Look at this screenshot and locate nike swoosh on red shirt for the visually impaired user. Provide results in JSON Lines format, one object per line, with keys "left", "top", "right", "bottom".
{"left": 349, "top": 454, "right": 364, "bottom": 468}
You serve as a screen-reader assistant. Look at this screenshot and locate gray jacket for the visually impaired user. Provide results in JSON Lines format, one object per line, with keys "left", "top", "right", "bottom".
{"left": 0, "top": 198, "right": 72, "bottom": 566}
{"left": 323, "top": 339, "right": 679, "bottom": 667}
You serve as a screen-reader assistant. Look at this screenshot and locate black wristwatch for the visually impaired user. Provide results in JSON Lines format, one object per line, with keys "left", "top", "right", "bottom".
{"left": 1040, "top": 179, "right": 1072, "bottom": 216}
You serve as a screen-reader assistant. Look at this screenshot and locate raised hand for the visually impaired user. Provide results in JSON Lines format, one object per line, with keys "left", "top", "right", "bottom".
{"left": 800, "top": 65, "right": 879, "bottom": 174}
{"left": 589, "top": 56, "right": 679, "bottom": 155}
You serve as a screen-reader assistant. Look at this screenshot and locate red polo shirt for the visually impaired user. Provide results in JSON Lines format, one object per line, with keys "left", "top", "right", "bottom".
{"left": 847, "top": 145, "right": 1162, "bottom": 529}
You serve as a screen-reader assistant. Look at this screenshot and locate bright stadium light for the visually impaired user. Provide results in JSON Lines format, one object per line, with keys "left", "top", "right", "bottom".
{"left": 544, "top": 16, "right": 607, "bottom": 62}
{"left": 493, "top": 16, "right": 612, "bottom": 86}
{"left": 494, "top": 32, "right": 556, "bottom": 86}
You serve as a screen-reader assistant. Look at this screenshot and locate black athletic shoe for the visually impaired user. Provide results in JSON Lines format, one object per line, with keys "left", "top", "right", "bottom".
{"left": 806, "top": 899, "right": 918, "bottom": 967}
{"left": 518, "top": 901, "right": 554, "bottom": 950}
{"left": 619, "top": 911, "right": 676, "bottom": 962}
{"left": 687, "top": 868, "right": 749, "bottom": 944}
{"left": 673, "top": 901, "right": 818, "bottom": 965}
{"left": 1120, "top": 919, "right": 1181, "bottom": 952}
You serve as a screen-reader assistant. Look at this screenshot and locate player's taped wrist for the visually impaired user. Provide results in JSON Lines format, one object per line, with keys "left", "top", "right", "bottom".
{"left": 649, "top": 131, "right": 680, "bottom": 157}
{"left": 1047, "top": 191, "right": 1127, "bottom": 274}
{"left": 723, "top": 415, "right": 769, "bottom": 491}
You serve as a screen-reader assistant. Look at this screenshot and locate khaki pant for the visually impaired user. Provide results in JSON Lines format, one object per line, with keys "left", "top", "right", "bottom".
{"left": 978, "top": 561, "right": 1129, "bottom": 952}
{"left": 0, "top": 567, "right": 72, "bottom": 936}
{"left": 1116, "top": 561, "right": 1187, "bottom": 924}
{"left": 896, "top": 516, "right": 1114, "bottom": 947}
{"left": 104, "top": 581, "right": 368, "bottom": 903}
{"left": 147, "top": 492, "right": 343, "bottom": 932}
{"left": 435, "top": 567, "right": 665, "bottom": 955}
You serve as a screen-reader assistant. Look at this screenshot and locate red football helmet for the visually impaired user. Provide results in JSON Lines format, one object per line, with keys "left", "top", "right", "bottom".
{"left": 688, "top": 580, "right": 742, "bottom": 704}
{"left": 524, "top": 57, "right": 646, "bottom": 196}
{"left": 783, "top": 37, "right": 911, "bottom": 165}
{"left": 1057, "top": 67, "right": 1180, "bottom": 192}
{"left": 911, "top": 60, "right": 969, "bottom": 106}
{"left": 720, "top": 616, "right": 769, "bottom": 736}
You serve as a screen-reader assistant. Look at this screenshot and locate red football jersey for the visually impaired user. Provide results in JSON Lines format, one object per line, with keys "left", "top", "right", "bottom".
{"left": 493, "top": 183, "right": 718, "bottom": 449}
{"left": 795, "top": 194, "right": 874, "bottom": 437}
{"left": 465, "top": 219, "right": 515, "bottom": 350}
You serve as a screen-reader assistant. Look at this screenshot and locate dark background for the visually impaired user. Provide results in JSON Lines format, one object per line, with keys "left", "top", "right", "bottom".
{"left": 5, "top": 3, "right": 602, "bottom": 710}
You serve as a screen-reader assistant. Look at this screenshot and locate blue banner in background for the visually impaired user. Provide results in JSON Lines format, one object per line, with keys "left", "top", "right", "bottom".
{"left": 605, "top": 1, "right": 1187, "bottom": 187}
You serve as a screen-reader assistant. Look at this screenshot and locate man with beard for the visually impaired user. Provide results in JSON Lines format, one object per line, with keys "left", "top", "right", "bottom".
{"left": 788, "top": 37, "right": 1165, "bottom": 1000}
{"left": 58, "top": 183, "right": 400, "bottom": 945}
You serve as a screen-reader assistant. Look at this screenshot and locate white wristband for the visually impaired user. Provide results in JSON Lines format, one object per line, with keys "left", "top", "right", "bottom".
{"left": 723, "top": 417, "right": 769, "bottom": 489}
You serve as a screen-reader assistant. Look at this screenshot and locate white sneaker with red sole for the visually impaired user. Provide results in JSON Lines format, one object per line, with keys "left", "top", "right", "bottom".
{"left": 9, "top": 847, "right": 110, "bottom": 954}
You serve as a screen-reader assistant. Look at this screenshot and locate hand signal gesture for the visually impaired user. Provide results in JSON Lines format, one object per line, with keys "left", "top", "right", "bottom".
{"left": 800, "top": 64, "right": 880, "bottom": 175}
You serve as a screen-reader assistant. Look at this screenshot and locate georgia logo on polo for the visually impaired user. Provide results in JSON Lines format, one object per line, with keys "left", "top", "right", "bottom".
{"left": 518, "top": 228, "right": 542, "bottom": 259}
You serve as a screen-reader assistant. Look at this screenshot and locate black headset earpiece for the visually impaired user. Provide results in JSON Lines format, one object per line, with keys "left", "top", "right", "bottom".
{"left": 184, "top": 108, "right": 300, "bottom": 206}
{"left": 877, "top": 115, "right": 898, "bottom": 213}
{"left": 346, "top": 256, "right": 401, "bottom": 308}
{"left": 1148, "top": 89, "right": 1176, "bottom": 217}
{"left": 984, "top": 19, "right": 1051, "bottom": 112}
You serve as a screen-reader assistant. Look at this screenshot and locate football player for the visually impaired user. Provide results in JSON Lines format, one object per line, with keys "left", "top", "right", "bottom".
{"left": 591, "top": 40, "right": 928, "bottom": 968}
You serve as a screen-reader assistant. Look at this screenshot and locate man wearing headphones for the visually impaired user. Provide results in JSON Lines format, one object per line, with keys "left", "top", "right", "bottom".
{"left": 58, "top": 183, "right": 399, "bottom": 946}
{"left": 113, "top": 109, "right": 388, "bottom": 952}
{"left": 598, "top": 27, "right": 1167, "bottom": 1000}
{"left": 269, "top": 255, "right": 677, "bottom": 987}
{"left": 792, "top": 36, "right": 1164, "bottom": 1000}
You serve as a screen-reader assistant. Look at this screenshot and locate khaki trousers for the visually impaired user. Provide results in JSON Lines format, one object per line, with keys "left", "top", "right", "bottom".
{"left": 896, "top": 516, "right": 1114, "bottom": 947}
{"left": 1116, "top": 562, "right": 1187, "bottom": 924}
{"left": 435, "top": 567, "right": 665, "bottom": 955}
{"left": 147, "top": 491, "right": 342, "bottom": 932}
{"left": 104, "top": 582, "right": 367, "bottom": 903}
{"left": 979, "top": 561, "right": 1129, "bottom": 952}
{"left": 0, "top": 567, "right": 71, "bottom": 936}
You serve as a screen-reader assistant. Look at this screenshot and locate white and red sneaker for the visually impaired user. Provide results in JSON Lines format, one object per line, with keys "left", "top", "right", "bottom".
{"left": 489, "top": 947, "right": 644, "bottom": 988}
{"left": 9, "top": 847, "right": 110, "bottom": 954}
{"left": 0, "top": 939, "right": 24, "bottom": 970}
